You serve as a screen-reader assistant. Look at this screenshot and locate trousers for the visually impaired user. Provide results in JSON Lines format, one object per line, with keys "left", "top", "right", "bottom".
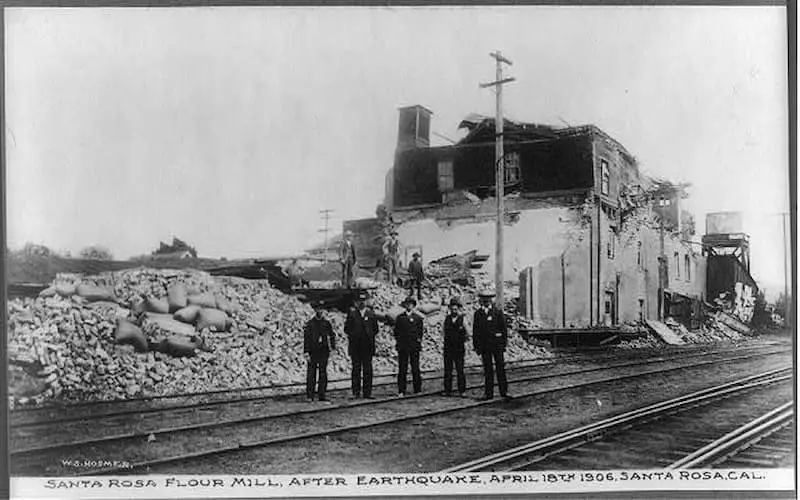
{"left": 342, "top": 261, "right": 355, "bottom": 288}
{"left": 443, "top": 350, "right": 466, "bottom": 394}
{"left": 350, "top": 353, "right": 373, "bottom": 397}
{"left": 481, "top": 349, "right": 508, "bottom": 398}
{"left": 397, "top": 349, "right": 422, "bottom": 394}
{"left": 408, "top": 278, "right": 422, "bottom": 300}
{"left": 306, "top": 353, "right": 329, "bottom": 399}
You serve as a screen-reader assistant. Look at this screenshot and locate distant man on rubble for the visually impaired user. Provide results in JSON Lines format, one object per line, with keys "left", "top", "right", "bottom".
{"left": 304, "top": 301, "right": 336, "bottom": 402}
{"left": 339, "top": 231, "right": 357, "bottom": 289}
{"left": 407, "top": 252, "right": 424, "bottom": 300}
{"left": 472, "top": 290, "right": 511, "bottom": 401}
{"left": 442, "top": 297, "right": 467, "bottom": 397}
{"left": 393, "top": 296, "right": 424, "bottom": 396}
{"left": 382, "top": 231, "right": 400, "bottom": 285}
{"left": 344, "top": 290, "right": 378, "bottom": 399}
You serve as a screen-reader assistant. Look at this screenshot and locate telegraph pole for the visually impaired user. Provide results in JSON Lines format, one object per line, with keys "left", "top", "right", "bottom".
{"left": 319, "top": 209, "right": 334, "bottom": 263}
{"left": 781, "top": 212, "right": 790, "bottom": 326}
{"left": 480, "top": 51, "right": 515, "bottom": 307}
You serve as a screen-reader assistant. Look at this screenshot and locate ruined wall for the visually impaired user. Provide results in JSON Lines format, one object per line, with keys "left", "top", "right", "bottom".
{"left": 394, "top": 196, "right": 595, "bottom": 328}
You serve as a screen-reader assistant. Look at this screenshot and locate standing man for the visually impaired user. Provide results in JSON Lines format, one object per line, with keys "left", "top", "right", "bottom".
{"left": 285, "top": 258, "right": 305, "bottom": 290}
{"left": 472, "top": 290, "right": 511, "bottom": 400}
{"left": 340, "top": 231, "right": 357, "bottom": 289}
{"left": 442, "top": 297, "right": 467, "bottom": 397}
{"left": 382, "top": 231, "right": 401, "bottom": 285}
{"left": 303, "top": 301, "right": 336, "bottom": 402}
{"left": 344, "top": 290, "right": 378, "bottom": 399}
{"left": 407, "top": 252, "right": 424, "bottom": 300}
{"left": 394, "top": 296, "right": 424, "bottom": 396}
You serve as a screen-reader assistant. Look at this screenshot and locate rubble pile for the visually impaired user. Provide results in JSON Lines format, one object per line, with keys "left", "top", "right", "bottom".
{"left": 8, "top": 268, "right": 550, "bottom": 408}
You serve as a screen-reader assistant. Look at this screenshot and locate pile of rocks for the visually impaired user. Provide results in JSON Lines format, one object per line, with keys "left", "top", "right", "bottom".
{"left": 7, "top": 267, "right": 550, "bottom": 408}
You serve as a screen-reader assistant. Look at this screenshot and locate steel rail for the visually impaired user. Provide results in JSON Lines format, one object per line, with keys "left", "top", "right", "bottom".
{"left": 13, "top": 341, "right": 779, "bottom": 418}
{"left": 667, "top": 402, "right": 795, "bottom": 469}
{"left": 440, "top": 369, "right": 793, "bottom": 473}
{"left": 11, "top": 348, "right": 787, "bottom": 457}
{"left": 53, "top": 354, "right": 793, "bottom": 476}
{"left": 12, "top": 346, "right": 788, "bottom": 430}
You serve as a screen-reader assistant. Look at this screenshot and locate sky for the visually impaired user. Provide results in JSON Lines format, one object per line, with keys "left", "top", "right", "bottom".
{"left": 5, "top": 6, "right": 791, "bottom": 297}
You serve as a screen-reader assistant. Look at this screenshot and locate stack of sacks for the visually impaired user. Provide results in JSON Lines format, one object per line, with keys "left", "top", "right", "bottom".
{"left": 7, "top": 268, "right": 552, "bottom": 408}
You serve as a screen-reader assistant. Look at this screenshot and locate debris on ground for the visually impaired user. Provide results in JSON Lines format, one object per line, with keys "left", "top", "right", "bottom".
{"left": 7, "top": 267, "right": 550, "bottom": 408}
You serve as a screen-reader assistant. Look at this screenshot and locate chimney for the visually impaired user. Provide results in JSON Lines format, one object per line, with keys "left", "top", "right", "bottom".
{"left": 397, "top": 105, "right": 433, "bottom": 151}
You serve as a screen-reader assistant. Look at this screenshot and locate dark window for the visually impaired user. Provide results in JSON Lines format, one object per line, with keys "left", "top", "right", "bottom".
{"left": 437, "top": 160, "right": 454, "bottom": 192}
{"left": 674, "top": 252, "right": 681, "bottom": 279}
{"left": 600, "top": 159, "right": 610, "bottom": 195}
{"left": 684, "top": 255, "right": 691, "bottom": 281}
{"left": 504, "top": 151, "right": 521, "bottom": 184}
{"left": 637, "top": 241, "right": 642, "bottom": 267}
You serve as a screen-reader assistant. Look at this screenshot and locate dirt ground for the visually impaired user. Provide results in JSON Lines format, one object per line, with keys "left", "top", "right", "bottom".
{"left": 144, "top": 338, "right": 792, "bottom": 474}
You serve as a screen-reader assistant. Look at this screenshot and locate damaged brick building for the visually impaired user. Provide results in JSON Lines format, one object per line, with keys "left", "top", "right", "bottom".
{"left": 375, "top": 105, "right": 707, "bottom": 329}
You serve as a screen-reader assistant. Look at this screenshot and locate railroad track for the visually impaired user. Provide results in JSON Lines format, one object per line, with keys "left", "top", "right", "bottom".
{"left": 11, "top": 346, "right": 786, "bottom": 454}
{"left": 10, "top": 343, "right": 780, "bottom": 428}
{"left": 668, "top": 402, "right": 795, "bottom": 469}
{"left": 440, "top": 369, "right": 793, "bottom": 472}
{"left": 11, "top": 346, "right": 790, "bottom": 476}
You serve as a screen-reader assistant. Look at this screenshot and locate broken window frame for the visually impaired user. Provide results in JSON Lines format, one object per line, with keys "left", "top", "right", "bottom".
{"left": 607, "top": 228, "right": 615, "bottom": 259}
{"left": 437, "top": 159, "right": 454, "bottom": 193}
{"left": 504, "top": 151, "right": 521, "bottom": 185}
{"left": 600, "top": 158, "right": 610, "bottom": 196}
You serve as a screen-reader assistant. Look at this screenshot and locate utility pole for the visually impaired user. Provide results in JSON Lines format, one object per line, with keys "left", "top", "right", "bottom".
{"left": 480, "top": 51, "right": 515, "bottom": 308}
{"left": 318, "top": 209, "right": 334, "bottom": 263}
{"left": 781, "top": 212, "right": 790, "bottom": 327}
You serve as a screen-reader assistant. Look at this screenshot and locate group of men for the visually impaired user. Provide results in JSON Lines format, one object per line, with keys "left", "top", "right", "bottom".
{"left": 339, "top": 230, "right": 426, "bottom": 300}
{"left": 303, "top": 289, "right": 510, "bottom": 402}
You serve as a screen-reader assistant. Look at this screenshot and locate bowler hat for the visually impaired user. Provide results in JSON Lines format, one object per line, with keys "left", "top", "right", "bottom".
{"left": 478, "top": 290, "right": 496, "bottom": 298}
{"left": 412, "top": 252, "right": 421, "bottom": 258}
{"left": 402, "top": 296, "right": 417, "bottom": 307}
{"left": 311, "top": 301, "right": 325, "bottom": 310}
{"left": 449, "top": 297, "right": 462, "bottom": 307}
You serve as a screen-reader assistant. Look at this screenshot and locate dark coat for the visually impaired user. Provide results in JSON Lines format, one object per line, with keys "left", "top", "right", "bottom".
{"left": 344, "top": 307, "right": 378, "bottom": 357}
{"left": 408, "top": 259, "right": 424, "bottom": 281}
{"left": 472, "top": 306, "right": 507, "bottom": 353}
{"left": 304, "top": 316, "right": 336, "bottom": 356}
{"left": 443, "top": 313, "right": 467, "bottom": 354}
{"left": 394, "top": 310, "right": 424, "bottom": 352}
{"left": 340, "top": 240, "right": 357, "bottom": 264}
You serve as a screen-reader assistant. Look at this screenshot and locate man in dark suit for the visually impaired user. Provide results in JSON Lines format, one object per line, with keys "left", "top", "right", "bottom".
{"left": 472, "top": 290, "right": 510, "bottom": 400}
{"left": 303, "top": 301, "right": 336, "bottom": 402}
{"left": 344, "top": 290, "right": 379, "bottom": 399}
{"left": 394, "top": 296, "right": 424, "bottom": 396}
{"left": 442, "top": 297, "right": 467, "bottom": 397}
{"left": 407, "top": 252, "right": 424, "bottom": 300}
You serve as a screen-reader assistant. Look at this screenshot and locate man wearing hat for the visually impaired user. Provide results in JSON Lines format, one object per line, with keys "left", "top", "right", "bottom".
{"left": 304, "top": 301, "right": 336, "bottom": 402}
{"left": 339, "top": 231, "right": 357, "bottom": 289}
{"left": 407, "top": 252, "right": 424, "bottom": 300}
{"left": 393, "top": 296, "right": 424, "bottom": 396}
{"left": 382, "top": 231, "right": 401, "bottom": 285}
{"left": 442, "top": 297, "right": 467, "bottom": 396}
{"left": 344, "top": 290, "right": 379, "bottom": 399}
{"left": 472, "top": 290, "right": 510, "bottom": 400}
